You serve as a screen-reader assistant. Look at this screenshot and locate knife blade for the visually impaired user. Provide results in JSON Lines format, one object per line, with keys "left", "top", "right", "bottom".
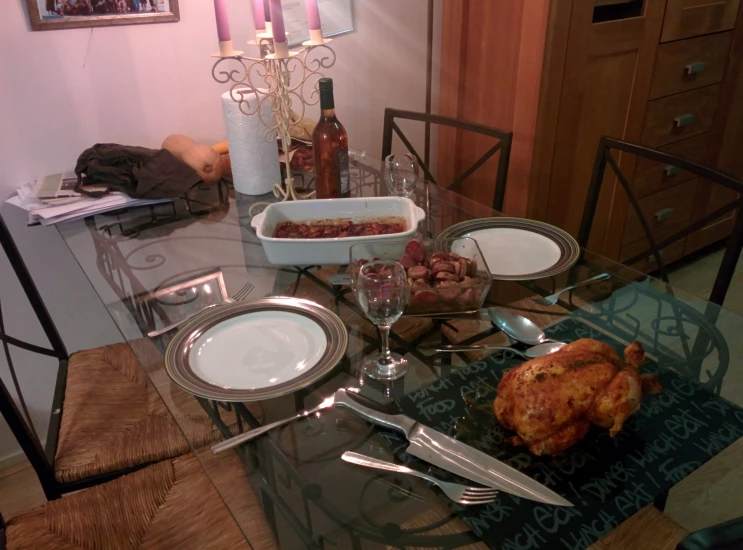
{"left": 333, "top": 388, "right": 573, "bottom": 507}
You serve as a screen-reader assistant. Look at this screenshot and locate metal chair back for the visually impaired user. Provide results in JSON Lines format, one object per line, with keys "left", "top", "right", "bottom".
{"left": 578, "top": 136, "right": 743, "bottom": 306}
{"left": 0, "top": 217, "right": 69, "bottom": 499}
{"left": 381, "top": 108, "right": 513, "bottom": 211}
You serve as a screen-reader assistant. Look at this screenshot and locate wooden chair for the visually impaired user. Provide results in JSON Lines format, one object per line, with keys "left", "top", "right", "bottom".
{"left": 0, "top": 452, "right": 278, "bottom": 550}
{"left": 381, "top": 108, "right": 513, "bottom": 211}
{"left": 0, "top": 217, "right": 260, "bottom": 499}
{"left": 578, "top": 136, "right": 743, "bottom": 306}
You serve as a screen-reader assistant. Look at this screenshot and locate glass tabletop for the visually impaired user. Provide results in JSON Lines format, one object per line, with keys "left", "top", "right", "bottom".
{"left": 55, "top": 157, "right": 743, "bottom": 549}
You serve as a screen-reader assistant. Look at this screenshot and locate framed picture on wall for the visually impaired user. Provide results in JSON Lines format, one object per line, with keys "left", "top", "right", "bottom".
{"left": 27, "top": 0, "right": 179, "bottom": 31}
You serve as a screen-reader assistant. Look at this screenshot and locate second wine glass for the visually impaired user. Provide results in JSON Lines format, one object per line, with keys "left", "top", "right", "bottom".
{"left": 355, "top": 260, "right": 409, "bottom": 381}
{"left": 384, "top": 153, "right": 419, "bottom": 198}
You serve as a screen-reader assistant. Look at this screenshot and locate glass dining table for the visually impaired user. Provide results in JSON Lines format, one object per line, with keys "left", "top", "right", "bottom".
{"left": 55, "top": 156, "right": 743, "bottom": 549}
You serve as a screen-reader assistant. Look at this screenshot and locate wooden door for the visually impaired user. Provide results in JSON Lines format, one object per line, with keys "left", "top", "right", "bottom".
{"left": 541, "top": 0, "right": 666, "bottom": 257}
{"left": 437, "top": 0, "right": 551, "bottom": 214}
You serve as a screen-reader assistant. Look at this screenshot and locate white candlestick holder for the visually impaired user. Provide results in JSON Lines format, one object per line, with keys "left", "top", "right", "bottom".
{"left": 211, "top": 34, "right": 335, "bottom": 215}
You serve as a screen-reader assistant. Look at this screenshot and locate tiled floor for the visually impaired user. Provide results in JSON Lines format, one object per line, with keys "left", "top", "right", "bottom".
{"left": 2, "top": 247, "right": 742, "bottom": 540}
{"left": 668, "top": 245, "right": 743, "bottom": 313}
{"left": 662, "top": 246, "right": 743, "bottom": 532}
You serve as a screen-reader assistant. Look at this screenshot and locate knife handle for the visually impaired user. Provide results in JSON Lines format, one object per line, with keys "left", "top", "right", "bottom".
{"left": 334, "top": 389, "right": 416, "bottom": 437}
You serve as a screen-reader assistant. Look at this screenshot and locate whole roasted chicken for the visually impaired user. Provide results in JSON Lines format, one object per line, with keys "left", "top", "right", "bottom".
{"left": 493, "top": 339, "right": 661, "bottom": 456}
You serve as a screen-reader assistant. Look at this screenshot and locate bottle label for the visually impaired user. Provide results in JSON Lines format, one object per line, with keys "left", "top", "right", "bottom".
{"left": 337, "top": 147, "right": 350, "bottom": 194}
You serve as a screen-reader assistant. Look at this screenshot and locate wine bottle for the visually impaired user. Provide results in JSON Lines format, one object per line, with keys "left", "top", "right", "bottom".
{"left": 313, "top": 78, "right": 350, "bottom": 198}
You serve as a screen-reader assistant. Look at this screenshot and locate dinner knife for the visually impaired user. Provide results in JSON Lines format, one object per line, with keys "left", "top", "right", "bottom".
{"left": 333, "top": 388, "right": 572, "bottom": 507}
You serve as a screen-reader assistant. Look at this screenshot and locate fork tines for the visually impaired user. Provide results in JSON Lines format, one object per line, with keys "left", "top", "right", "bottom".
{"left": 232, "top": 281, "right": 255, "bottom": 301}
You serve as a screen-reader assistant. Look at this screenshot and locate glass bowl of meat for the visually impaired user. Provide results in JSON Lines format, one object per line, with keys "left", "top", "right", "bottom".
{"left": 350, "top": 238, "right": 493, "bottom": 315}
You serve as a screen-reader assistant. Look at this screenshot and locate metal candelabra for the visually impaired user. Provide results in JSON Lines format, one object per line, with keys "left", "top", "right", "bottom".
{"left": 211, "top": 34, "right": 336, "bottom": 215}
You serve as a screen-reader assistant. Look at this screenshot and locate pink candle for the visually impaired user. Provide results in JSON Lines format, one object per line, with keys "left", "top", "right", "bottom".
{"left": 263, "top": 0, "right": 271, "bottom": 21}
{"left": 269, "top": 0, "right": 286, "bottom": 43}
{"left": 213, "top": 0, "right": 231, "bottom": 42}
{"left": 251, "top": 0, "right": 265, "bottom": 31}
{"left": 305, "top": 0, "right": 321, "bottom": 31}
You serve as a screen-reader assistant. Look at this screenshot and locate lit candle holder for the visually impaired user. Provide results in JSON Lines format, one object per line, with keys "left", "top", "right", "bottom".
{"left": 213, "top": 0, "right": 235, "bottom": 56}
{"left": 251, "top": 0, "right": 265, "bottom": 32}
{"left": 305, "top": 0, "right": 323, "bottom": 44}
{"left": 263, "top": 0, "right": 272, "bottom": 37}
{"left": 268, "top": 0, "right": 289, "bottom": 58}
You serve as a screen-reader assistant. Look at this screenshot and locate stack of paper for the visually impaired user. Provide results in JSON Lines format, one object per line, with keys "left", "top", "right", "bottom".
{"left": 7, "top": 179, "right": 172, "bottom": 226}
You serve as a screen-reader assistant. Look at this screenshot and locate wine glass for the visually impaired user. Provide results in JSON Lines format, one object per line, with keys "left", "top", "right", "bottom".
{"left": 384, "top": 153, "right": 419, "bottom": 198}
{"left": 354, "top": 260, "right": 409, "bottom": 381}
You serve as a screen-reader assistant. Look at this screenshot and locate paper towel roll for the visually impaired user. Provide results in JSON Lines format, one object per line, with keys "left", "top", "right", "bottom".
{"left": 221, "top": 90, "right": 280, "bottom": 195}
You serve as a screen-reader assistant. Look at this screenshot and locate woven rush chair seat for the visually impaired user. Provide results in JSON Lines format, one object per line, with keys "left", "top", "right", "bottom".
{"left": 5, "top": 453, "right": 277, "bottom": 550}
{"left": 54, "top": 342, "right": 263, "bottom": 484}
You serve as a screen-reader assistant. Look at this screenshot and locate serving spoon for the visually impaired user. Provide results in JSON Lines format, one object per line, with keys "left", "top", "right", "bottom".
{"left": 488, "top": 308, "right": 566, "bottom": 350}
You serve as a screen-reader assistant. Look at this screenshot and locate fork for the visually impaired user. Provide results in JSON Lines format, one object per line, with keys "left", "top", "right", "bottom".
{"left": 531, "top": 273, "right": 610, "bottom": 306}
{"left": 147, "top": 281, "right": 255, "bottom": 337}
{"left": 341, "top": 452, "right": 499, "bottom": 505}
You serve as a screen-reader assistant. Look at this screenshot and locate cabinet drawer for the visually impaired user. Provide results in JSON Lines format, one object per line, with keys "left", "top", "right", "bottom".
{"left": 661, "top": 0, "right": 740, "bottom": 42}
{"left": 641, "top": 85, "right": 720, "bottom": 147}
{"left": 632, "top": 134, "right": 709, "bottom": 198}
{"left": 650, "top": 33, "right": 732, "bottom": 99}
{"left": 623, "top": 179, "right": 698, "bottom": 245}
{"left": 685, "top": 212, "right": 737, "bottom": 253}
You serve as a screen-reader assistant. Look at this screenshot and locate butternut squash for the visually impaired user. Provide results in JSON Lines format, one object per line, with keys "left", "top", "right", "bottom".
{"left": 212, "top": 141, "right": 229, "bottom": 155}
{"left": 220, "top": 153, "right": 232, "bottom": 178}
{"left": 162, "top": 134, "right": 224, "bottom": 183}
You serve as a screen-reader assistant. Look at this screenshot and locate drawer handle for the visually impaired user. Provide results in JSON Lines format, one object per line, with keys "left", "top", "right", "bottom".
{"left": 685, "top": 61, "right": 707, "bottom": 75}
{"left": 655, "top": 208, "right": 675, "bottom": 222}
{"left": 664, "top": 165, "right": 680, "bottom": 176}
{"left": 674, "top": 114, "right": 695, "bottom": 127}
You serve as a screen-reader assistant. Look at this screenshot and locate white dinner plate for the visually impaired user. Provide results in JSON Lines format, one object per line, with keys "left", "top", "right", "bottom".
{"left": 165, "top": 297, "right": 347, "bottom": 401}
{"left": 438, "top": 218, "right": 580, "bottom": 281}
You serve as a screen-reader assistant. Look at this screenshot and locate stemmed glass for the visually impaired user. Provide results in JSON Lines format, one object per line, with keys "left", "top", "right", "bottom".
{"left": 384, "top": 153, "right": 419, "bottom": 198}
{"left": 354, "top": 260, "right": 409, "bottom": 381}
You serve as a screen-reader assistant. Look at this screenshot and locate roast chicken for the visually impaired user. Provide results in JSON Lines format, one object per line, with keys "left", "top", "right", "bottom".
{"left": 493, "top": 339, "right": 661, "bottom": 456}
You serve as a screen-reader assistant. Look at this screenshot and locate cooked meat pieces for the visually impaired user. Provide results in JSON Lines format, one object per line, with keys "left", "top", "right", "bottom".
{"left": 405, "top": 239, "right": 426, "bottom": 263}
{"left": 273, "top": 219, "right": 406, "bottom": 239}
{"left": 408, "top": 266, "right": 430, "bottom": 280}
{"left": 400, "top": 239, "right": 486, "bottom": 312}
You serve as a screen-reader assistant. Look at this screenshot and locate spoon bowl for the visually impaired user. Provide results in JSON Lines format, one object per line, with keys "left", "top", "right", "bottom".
{"left": 524, "top": 341, "right": 566, "bottom": 358}
{"left": 488, "top": 307, "right": 562, "bottom": 346}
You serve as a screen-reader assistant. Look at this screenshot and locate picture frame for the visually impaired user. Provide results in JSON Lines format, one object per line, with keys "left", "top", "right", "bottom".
{"left": 27, "top": 0, "right": 180, "bottom": 31}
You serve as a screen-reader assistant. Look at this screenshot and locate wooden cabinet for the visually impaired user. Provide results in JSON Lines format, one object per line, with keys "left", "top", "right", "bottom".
{"left": 437, "top": 0, "right": 743, "bottom": 271}
{"left": 546, "top": 0, "right": 666, "bottom": 254}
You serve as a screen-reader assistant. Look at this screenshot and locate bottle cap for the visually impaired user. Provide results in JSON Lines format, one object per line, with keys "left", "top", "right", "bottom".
{"left": 318, "top": 78, "right": 333, "bottom": 92}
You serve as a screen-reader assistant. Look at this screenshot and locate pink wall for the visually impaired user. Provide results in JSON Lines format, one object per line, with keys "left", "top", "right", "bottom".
{"left": 0, "top": 0, "right": 431, "bottom": 462}
{"left": 0, "top": 0, "right": 430, "bottom": 201}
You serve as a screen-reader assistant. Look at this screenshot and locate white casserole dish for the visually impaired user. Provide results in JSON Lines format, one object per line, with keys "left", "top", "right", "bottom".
{"left": 251, "top": 197, "right": 426, "bottom": 265}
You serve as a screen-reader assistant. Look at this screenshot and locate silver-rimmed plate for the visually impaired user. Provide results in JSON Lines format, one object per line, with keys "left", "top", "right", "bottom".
{"left": 165, "top": 297, "right": 348, "bottom": 402}
{"left": 438, "top": 218, "right": 580, "bottom": 281}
